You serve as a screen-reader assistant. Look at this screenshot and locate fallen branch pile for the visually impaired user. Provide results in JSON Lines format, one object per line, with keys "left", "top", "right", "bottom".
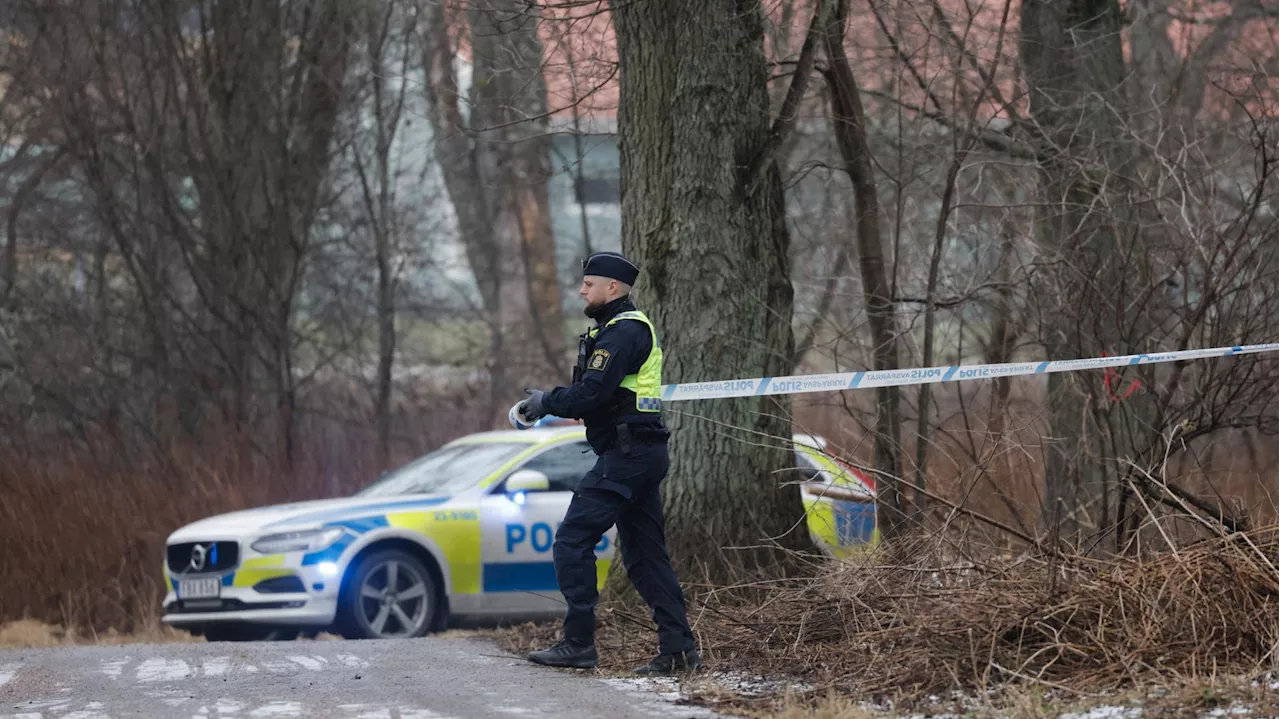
{"left": 496, "top": 526, "right": 1278, "bottom": 698}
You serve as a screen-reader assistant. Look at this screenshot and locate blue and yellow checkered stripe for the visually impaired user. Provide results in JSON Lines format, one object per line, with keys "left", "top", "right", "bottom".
{"left": 166, "top": 490, "right": 614, "bottom": 598}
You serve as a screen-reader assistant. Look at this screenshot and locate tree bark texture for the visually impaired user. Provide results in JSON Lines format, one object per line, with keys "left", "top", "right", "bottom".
{"left": 1019, "top": 0, "right": 1138, "bottom": 542}
{"left": 610, "top": 0, "right": 817, "bottom": 583}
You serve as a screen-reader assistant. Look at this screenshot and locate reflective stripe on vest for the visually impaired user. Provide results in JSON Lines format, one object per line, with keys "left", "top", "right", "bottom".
{"left": 605, "top": 310, "right": 663, "bottom": 413}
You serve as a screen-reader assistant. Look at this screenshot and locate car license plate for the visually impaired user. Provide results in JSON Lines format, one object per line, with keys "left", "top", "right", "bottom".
{"left": 179, "top": 577, "right": 221, "bottom": 599}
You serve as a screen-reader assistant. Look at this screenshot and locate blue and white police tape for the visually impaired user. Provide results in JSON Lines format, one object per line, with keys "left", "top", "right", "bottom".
{"left": 657, "top": 342, "right": 1279, "bottom": 402}
{"left": 509, "top": 401, "right": 536, "bottom": 430}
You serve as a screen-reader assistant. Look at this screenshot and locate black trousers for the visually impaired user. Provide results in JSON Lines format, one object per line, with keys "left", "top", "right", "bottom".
{"left": 552, "top": 441, "right": 695, "bottom": 655}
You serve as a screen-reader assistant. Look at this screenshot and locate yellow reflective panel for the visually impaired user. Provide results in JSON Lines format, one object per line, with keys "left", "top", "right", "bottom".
{"left": 596, "top": 558, "right": 611, "bottom": 591}
{"left": 233, "top": 569, "right": 295, "bottom": 587}
{"left": 387, "top": 510, "right": 482, "bottom": 595}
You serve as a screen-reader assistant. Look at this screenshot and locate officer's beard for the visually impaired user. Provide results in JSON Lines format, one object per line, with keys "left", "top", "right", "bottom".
{"left": 584, "top": 293, "right": 625, "bottom": 319}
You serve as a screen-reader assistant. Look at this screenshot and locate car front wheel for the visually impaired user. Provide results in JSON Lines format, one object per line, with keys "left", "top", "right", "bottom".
{"left": 338, "top": 549, "right": 439, "bottom": 640}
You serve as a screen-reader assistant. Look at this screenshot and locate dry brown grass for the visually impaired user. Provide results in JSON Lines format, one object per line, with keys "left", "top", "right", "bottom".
{"left": 790, "top": 529, "right": 1274, "bottom": 696}
{"left": 723, "top": 674, "right": 1280, "bottom": 719}
{"left": 0, "top": 437, "right": 336, "bottom": 635}
{"left": 0, "top": 618, "right": 369, "bottom": 647}
{"left": 0, "top": 618, "right": 199, "bottom": 648}
{"left": 493, "top": 525, "right": 1278, "bottom": 706}
{"left": 751, "top": 692, "right": 879, "bottom": 719}
{"left": 0, "top": 398, "right": 491, "bottom": 635}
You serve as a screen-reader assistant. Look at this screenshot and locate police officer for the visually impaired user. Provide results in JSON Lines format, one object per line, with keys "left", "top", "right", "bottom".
{"left": 516, "top": 251, "right": 702, "bottom": 675}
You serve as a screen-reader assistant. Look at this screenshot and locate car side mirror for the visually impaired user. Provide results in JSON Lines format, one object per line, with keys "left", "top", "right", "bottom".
{"left": 506, "top": 469, "right": 550, "bottom": 494}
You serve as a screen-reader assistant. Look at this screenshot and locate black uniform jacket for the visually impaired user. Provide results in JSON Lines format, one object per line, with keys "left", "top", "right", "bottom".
{"left": 544, "top": 296, "right": 669, "bottom": 453}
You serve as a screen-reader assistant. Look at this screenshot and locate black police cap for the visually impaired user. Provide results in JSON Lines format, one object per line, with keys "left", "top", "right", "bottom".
{"left": 582, "top": 251, "right": 639, "bottom": 285}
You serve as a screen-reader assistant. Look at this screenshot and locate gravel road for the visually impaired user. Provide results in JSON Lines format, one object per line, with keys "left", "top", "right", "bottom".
{"left": 0, "top": 637, "right": 721, "bottom": 718}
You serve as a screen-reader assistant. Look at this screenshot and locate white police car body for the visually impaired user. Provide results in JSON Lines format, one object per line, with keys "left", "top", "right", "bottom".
{"left": 161, "top": 424, "right": 875, "bottom": 641}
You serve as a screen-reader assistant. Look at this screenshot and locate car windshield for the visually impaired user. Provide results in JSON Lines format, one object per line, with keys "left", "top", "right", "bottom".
{"left": 353, "top": 441, "right": 530, "bottom": 497}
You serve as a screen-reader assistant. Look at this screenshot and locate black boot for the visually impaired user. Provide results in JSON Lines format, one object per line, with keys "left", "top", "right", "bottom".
{"left": 526, "top": 639, "right": 598, "bottom": 669}
{"left": 633, "top": 648, "right": 703, "bottom": 675}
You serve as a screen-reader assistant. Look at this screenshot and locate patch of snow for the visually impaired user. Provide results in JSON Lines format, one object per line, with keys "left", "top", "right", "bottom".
{"left": 335, "top": 654, "right": 369, "bottom": 669}
{"left": 333, "top": 705, "right": 441, "bottom": 719}
{"left": 598, "top": 676, "right": 720, "bottom": 717}
{"left": 248, "top": 701, "right": 304, "bottom": 718}
{"left": 701, "top": 670, "right": 814, "bottom": 696}
{"left": 602, "top": 676, "right": 683, "bottom": 702}
{"left": 62, "top": 708, "right": 111, "bottom": 719}
{"left": 136, "top": 658, "right": 192, "bottom": 682}
{"left": 1249, "top": 670, "right": 1277, "bottom": 691}
{"left": 0, "top": 663, "right": 20, "bottom": 689}
{"left": 333, "top": 706, "right": 392, "bottom": 719}
{"left": 202, "top": 657, "right": 230, "bottom": 677}
{"left": 98, "top": 657, "right": 130, "bottom": 679}
{"left": 1204, "top": 704, "right": 1258, "bottom": 718}
{"left": 145, "top": 688, "right": 191, "bottom": 707}
{"left": 285, "top": 656, "right": 327, "bottom": 671}
{"left": 1058, "top": 707, "right": 1141, "bottom": 719}
{"left": 11, "top": 698, "right": 72, "bottom": 711}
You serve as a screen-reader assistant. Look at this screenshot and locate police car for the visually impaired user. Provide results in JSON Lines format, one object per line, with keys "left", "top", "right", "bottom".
{"left": 160, "top": 422, "right": 876, "bottom": 641}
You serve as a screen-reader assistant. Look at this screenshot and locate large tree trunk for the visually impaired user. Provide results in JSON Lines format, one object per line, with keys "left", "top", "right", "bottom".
{"left": 820, "top": 0, "right": 907, "bottom": 538}
{"left": 204, "top": 0, "right": 353, "bottom": 468}
{"left": 1019, "top": 0, "right": 1132, "bottom": 543}
{"left": 610, "top": 0, "right": 816, "bottom": 583}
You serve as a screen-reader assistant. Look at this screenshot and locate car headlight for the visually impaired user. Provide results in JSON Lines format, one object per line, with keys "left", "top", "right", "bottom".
{"left": 251, "top": 527, "right": 345, "bottom": 554}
